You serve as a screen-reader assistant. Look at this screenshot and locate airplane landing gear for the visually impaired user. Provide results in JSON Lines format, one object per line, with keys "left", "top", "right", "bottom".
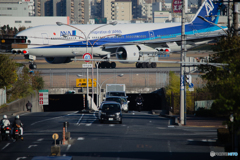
{"left": 136, "top": 62, "right": 156, "bottom": 68}
{"left": 95, "top": 61, "right": 116, "bottom": 69}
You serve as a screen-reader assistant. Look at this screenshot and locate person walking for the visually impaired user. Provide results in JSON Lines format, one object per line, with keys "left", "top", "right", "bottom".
{"left": 26, "top": 101, "right": 32, "bottom": 112}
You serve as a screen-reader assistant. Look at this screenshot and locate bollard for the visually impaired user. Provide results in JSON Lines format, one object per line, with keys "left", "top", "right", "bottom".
{"left": 62, "top": 127, "right": 66, "bottom": 145}
{"left": 51, "top": 146, "right": 61, "bottom": 156}
{"left": 83, "top": 94, "right": 85, "bottom": 110}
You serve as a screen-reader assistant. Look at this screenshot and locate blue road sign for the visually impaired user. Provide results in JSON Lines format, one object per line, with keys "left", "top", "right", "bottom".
{"left": 189, "top": 83, "right": 194, "bottom": 88}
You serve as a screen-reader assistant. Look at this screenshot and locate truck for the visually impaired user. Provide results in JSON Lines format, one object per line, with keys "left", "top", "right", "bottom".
{"left": 105, "top": 84, "right": 126, "bottom": 98}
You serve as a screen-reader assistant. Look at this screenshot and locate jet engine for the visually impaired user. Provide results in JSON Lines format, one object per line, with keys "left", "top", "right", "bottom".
{"left": 45, "top": 57, "right": 73, "bottom": 64}
{"left": 116, "top": 45, "right": 139, "bottom": 63}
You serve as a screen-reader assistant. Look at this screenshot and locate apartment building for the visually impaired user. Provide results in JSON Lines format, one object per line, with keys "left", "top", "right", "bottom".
{"left": 102, "top": 0, "right": 132, "bottom": 21}
{"left": 34, "top": 0, "right": 89, "bottom": 24}
{"left": 0, "top": 0, "right": 35, "bottom": 16}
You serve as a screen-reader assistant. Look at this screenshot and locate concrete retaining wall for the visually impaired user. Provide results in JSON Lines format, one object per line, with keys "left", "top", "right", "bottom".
{"left": 0, "top": 91, "right": 43, "bottom": 113}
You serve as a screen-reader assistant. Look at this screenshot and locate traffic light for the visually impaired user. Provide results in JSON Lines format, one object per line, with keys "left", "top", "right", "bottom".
{"left": 185, "top": 75, "right": 192, "bottom": 85}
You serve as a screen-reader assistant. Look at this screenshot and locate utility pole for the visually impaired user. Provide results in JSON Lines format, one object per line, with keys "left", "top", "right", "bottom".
{"left": 180, "top": 0, "right": 186, "bottom": 125}
{"left": 227, "top": 0, "right": 231, "bottom": 32}
{"left": 233, "top": 1, "right": 239, "bottom": 36}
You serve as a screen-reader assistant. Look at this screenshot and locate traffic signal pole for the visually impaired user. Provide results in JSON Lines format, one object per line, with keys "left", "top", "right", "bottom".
{"left": 180, "top": 0, "right": 186, "bottom": 125}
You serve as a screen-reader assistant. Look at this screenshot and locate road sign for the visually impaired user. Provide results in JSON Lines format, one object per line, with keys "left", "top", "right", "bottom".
{"left": 39, "top": 90, "right": 48, "bottom": 105}
{"left": 52, "top": 133, "right": 59, "bottom": 140}
{"left": 172, "top": 0, "right": 182, "bottom": 13}
{"left": 188, "top": 88, "right": 194, "bottom": 92}
{"left": 189, "top": 83, "right": 194, "bottom": 88}
{"left": 83, "top": 53, "right": 92, "bottom": 63}
{"left": 82, "top": 64, "right": 93, "bottom": 68}
{"left": 76, "top": 78, "right": 96, "bottom": 87}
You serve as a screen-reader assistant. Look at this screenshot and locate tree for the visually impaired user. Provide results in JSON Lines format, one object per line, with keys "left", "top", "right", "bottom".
{"left": 0, "top": 54, "right": 17, "bottom": 89}
{"left": 199, "top": 36, "right": 240, "bottom": 127}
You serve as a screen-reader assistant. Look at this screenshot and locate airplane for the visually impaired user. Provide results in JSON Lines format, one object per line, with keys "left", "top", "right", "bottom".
{"left": 12, "top": 0, "right": 227, "bottom": 69}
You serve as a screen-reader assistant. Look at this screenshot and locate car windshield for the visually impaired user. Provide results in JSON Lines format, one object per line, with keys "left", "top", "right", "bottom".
{"left": 109, "top": 92, "right": 125, "bottom": 96}
{"left": 102, "top": 104, "right": 120, "bottom": 112}
{"left": 106, "top": 98, "right": 121, "bottom": 103}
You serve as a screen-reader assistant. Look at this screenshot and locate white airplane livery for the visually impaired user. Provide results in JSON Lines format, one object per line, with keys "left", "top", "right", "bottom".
{"left": 12, "top": 0, "right": 226, "bottom": 69}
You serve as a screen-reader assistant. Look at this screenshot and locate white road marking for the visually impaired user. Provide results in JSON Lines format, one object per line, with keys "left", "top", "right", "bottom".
{"left": 168, "top": 125, "right": 175, "bottom": 128}
{"left": 28, "top": 145, "right": 37, "bottom": 149}
{"left": 2, "top": 143, "right": 10, "bottom": 150}
{"left": 86, "top": 123, "right": 92, "bottom": 126}
{"left": 66, "top": 145, "right": 71, "bottom": 151}
{"left": 37, "top": 138, "right": 44, "bottom": 141}
{"left": 157, "top": 127, "right": 166, "bottom": 129}
{"left": 78, "top": 137, "right": 85, "bottom": 140}
{"left": 168, "top": 141, "right": 172, "bottom": 154}
{"left": 109, "top": 124, "right": 115, "bottom": 127}
{"left": 31, "top": 111, "right": 78, "bottom": 125}
{"left": 16, "top": 157, "right": 27, "bottom": 160}
{"left": 202, "top": 139, "right": 207, "bottom": 142}
{"left": 77, "top": 114, "right": 84, "bottom": 126}
{"left": 187, "top": 139, "right": 194, "bottom": 141}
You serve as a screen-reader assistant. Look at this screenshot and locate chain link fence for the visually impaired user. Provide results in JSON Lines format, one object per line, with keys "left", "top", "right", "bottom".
{"left": 41, "top": 69, "right": 170, "bottom": 89}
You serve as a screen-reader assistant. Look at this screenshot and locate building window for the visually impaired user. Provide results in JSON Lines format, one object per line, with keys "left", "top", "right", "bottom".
{"left": 25, "top": 21, "right": 31, "bottom": 23}
{"left": 15, "top": 21, "right": 22, "bottom": 23}
{"left": 7, "top": 8, "right": 12, "bottom": 10}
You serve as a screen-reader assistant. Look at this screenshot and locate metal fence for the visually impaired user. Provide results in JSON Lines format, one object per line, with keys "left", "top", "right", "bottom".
{"left": 0, "top": 88, "right": 6, "bottom": 106}
{"left": 41, "top": 69, "right": 170, "bottom": 89}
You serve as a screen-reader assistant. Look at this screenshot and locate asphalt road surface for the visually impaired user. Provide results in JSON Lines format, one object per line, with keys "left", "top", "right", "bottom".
{"left": 0, "top": 111, "right": 224, "bottom": 160}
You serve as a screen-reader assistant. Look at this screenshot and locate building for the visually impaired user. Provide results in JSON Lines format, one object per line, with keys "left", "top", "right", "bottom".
{"left": 0, "top": 16, "right": 68, "bottom": 29}
{"left": 34, "top": 0, "right": 89, "bottom": 24}
{"left": 101, "top": 0, "right": 132, "bottom": 21}
{"left": 114, "top": 0, "right": 132, "bottom": 21}
{"left": 0, "top": 0, "right": 35, "bottom": 16}
{"left": 153, "top": 11, "right": 170, "bottom": 22}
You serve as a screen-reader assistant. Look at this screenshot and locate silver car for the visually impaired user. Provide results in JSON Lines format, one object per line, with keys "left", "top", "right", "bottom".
{"left": 105, "top": 96, "right": 129, "bottom": 113}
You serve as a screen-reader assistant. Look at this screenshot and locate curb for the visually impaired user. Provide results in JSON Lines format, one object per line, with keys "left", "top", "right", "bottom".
{"left": 12, "top": 111, "right": 30, "bottom": 116}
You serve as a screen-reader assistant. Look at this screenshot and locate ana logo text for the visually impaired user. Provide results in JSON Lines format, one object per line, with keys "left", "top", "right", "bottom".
{"left": 204, "top": 0, "right": 214, "bottom": 16}
{"left": 60, "top": 30, "right": 76, "bottom": 36}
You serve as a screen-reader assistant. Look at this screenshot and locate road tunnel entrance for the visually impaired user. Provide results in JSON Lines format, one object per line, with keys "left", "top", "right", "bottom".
{"left": 44, "top": 92, "right": 164, "bottom": 112}
{"left": 127, "top": 93, "right": 162, "bottom": 111}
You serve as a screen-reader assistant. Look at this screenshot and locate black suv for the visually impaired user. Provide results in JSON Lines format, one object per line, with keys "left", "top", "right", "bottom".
{"left": 98, "top": 101, "right": 122, "bottom": 124}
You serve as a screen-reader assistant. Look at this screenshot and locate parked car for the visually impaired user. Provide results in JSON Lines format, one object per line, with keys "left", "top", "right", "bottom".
{"left": 98, "top": 101, "right": 122, "bottom": 124}
{"left": 105, "top": 96, "right": 129, "bottom": 113}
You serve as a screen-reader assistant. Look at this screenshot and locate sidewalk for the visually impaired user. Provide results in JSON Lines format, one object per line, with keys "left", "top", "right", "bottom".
{"left": 183, "top": 116, "right": 227, "bottom": 128}
{"left": 0, "top": 110, "right": 29, "bottom": 119}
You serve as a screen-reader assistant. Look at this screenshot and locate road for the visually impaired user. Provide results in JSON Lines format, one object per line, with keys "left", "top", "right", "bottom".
{"left": 0, "top": 111, "right": 224, "bottom": 160}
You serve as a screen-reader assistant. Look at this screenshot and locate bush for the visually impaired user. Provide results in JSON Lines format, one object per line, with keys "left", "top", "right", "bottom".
{"left": 195, "top": 107, "right": 216, "bottom": 117}
{"left": 217, "top": 128, "right": 231, "bottom": 144}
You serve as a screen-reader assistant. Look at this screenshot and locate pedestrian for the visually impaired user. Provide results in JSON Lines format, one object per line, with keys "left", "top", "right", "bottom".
{"left": 26, "top": 100, "right": 32, "bottom": 112}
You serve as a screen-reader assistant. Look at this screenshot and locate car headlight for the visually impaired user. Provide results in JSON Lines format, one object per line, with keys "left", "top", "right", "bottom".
{"left": 116, "top": 112, "right": 121, "bottom": 116}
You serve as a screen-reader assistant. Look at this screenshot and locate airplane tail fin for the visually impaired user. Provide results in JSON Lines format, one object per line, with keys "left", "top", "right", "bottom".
{"left": 191, "top": 0, "right": 222, "bottom": 26}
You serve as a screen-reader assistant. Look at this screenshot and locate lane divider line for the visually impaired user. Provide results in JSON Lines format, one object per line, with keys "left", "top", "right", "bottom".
{"left": 31, "top": 111, "right": 79, "bottom": 126}
{"left": 1, "top": 143, "right": 10, "bottom": 150}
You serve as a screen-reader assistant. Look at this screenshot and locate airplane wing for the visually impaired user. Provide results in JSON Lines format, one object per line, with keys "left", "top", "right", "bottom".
{"left": 103, "top": 31, "right": 226, "bottom": 49}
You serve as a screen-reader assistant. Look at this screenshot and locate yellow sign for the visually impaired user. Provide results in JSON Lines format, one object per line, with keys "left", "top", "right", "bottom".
{"left": 1, "top": 39, "right": 5, "bottom": 43}
{"left": 76, "top": 78, "right": 96, "bottom": 87}
{"left": 52, "top": 133, "right": 59, "bottom": 140}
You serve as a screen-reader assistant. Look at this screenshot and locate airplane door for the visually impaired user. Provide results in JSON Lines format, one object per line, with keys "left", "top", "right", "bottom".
{"left": 41, "top": 33, "right": 49, "bottom": 45}
{"left": 148, "top": 31, "right": 155, "bottom": 40}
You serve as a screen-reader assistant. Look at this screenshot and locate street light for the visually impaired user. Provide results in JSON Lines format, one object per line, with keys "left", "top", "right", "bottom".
{"left": 197, "top": 16, "right": 228, "bottom": 35}
{"left": 98, "top": 74, "right": 124, "bottom": 105}
{"left": 56, "top": 21, "right": 118, "bottom": 111}
{"left": 89, "top": 34, "right": 122, "bottom": 108}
